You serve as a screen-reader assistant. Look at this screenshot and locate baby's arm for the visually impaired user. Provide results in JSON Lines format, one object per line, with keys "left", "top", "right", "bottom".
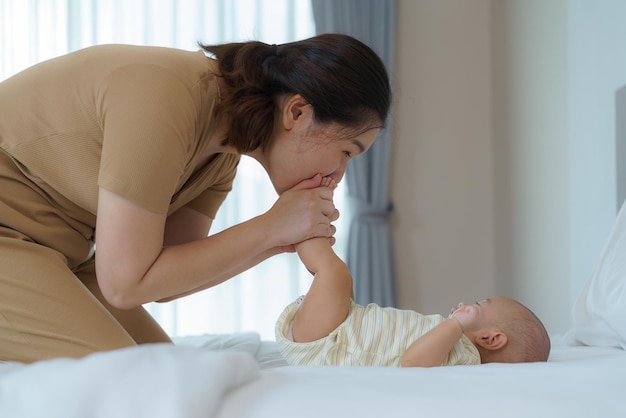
{"left": 400, "top": 318, "right": 465, "bottom": 367}
{"left": 291, "top": 181, "right": 354, "bottom": 343}
{"left": 400, "top": 309, "right": 482, "bottom": 367}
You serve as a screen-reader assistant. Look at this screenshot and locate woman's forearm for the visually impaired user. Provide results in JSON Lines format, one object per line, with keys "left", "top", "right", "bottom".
{"left": 105, "top": 214, "right": 277, "bottom": 308}
{"left": 95, "top": 178, "right": 336, "bottom": 309}
{"left": 156, "top": 244, "right": 281, "bottom": 302}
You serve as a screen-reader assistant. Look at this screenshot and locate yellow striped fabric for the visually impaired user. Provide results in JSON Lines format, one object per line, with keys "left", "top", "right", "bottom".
{"left": 275, "top": 297, "right": 480, "bottom": 367}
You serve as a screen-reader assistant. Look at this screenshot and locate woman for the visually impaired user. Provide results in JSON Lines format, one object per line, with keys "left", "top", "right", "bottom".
{"left": 0, "top": 33, "right": 391, "bottom": 363}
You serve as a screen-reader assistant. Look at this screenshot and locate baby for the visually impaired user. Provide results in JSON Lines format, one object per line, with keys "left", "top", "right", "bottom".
{"left": 275, "top": 178, "right": 550, "bottom": 367}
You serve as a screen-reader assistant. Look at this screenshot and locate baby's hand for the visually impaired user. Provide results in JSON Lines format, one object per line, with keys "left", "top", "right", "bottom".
{"left": 449, "top": 302, "right": 485, "bottom": 333}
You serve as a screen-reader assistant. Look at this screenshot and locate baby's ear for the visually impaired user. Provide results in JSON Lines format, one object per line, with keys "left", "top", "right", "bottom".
{"left": 473, "top": 330, "right": 507, "bottom": 351}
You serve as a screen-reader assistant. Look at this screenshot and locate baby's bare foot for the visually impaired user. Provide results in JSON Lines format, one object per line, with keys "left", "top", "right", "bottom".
{"left": 320, "top": 176, "right": 337, "bottom": 189}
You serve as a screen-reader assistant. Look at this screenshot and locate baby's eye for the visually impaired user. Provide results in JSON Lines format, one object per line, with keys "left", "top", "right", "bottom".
{"left": 343, "top": 151, "right": 352, "bottom": 158}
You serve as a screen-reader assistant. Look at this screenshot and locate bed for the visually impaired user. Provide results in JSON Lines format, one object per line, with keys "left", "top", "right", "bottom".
{"left": 2, "top": 206, "right": 626, "bottom": 418}
{"left": 0, "top": 333, "right": 623, "bottom": 418}
{"left": 218, "top": 341, "right": 625, "bottom": 418}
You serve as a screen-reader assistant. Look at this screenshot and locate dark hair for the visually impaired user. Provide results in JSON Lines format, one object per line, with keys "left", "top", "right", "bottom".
{"left": 199, "top": 33, "right": 391, "bottom": 153}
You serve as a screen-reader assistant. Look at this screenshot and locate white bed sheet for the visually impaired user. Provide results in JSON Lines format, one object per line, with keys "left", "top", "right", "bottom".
{"left": 0, "top": 334, "right": 623, "bottom": 418}
{"left": 216, "top": 341, "right": 625, "bottom": 418}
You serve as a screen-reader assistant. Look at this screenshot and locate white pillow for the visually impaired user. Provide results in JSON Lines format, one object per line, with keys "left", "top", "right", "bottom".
{"left": 566, "top": 203, "right": 626, "bottom": 349}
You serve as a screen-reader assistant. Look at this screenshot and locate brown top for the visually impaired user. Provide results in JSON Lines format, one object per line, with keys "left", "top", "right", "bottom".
{"left": 0, "top": 44, "right": 239, "bottom": 226}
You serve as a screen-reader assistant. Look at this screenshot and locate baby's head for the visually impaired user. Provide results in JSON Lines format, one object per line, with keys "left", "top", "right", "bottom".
{"left": 462, "top": 296, "right": 550, "bottom": 364}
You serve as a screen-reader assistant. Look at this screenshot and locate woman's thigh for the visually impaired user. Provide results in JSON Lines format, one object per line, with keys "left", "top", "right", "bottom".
{"left": 0, "top": 236, "right": 137, "bottom": 363}
{"left": 74, "top": 259, "right": 172, "bottom": 346}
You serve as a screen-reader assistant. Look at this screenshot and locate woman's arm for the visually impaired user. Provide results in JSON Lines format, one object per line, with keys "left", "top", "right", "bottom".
{"left": 162, "top": 206, "right": 213, "bottom": 246}
{"left": 94, "top": 175, "right": 335, "bottom": 309}
{"left": 156, "top": 206, "right": 283, "bottom": 302}
{"left": 156, "top": 246, "right": 284, "bottom": 302}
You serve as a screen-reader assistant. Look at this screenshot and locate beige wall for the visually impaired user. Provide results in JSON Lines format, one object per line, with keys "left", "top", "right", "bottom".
{"left": 391, "top": 0, "right": 571, "bottom": 334}
{"left": 490, "top": 0, "right": 570, "bottom": 333}
{"left": 391, "top": 0, "right": 496, "bottom": 318}
{"left": 392, "top": 0, "right": 626, "bottom": 335}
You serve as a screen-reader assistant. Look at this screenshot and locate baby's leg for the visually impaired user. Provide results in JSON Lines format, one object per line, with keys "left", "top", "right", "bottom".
{"left": 290, "top": 176, "right": 352, "bottom": 342}
{"left": 291, "top": 242, "right": 353, "bottom": 342}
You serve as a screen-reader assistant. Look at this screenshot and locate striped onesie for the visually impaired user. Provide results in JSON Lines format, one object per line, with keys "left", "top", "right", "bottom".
{"left": 275, "top": 296, "right": 480, "bottom": 367}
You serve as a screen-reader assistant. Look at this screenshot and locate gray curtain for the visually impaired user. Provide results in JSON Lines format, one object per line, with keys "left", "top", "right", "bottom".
{"left": 312, "top": 0, "right": 397, "bottom": 307}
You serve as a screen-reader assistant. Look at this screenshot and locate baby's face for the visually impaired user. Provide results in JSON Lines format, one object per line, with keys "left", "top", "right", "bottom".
{"left": 451, "top": 297, "right": 518, "bottom": 334}
{"left": 451, "top": 299, "right": 487, "bottom": 313}
{"left": 460, "top": 297, "right": 517, "bottom": 324}
{"left": 450, "top": 299, "right": 489, "bottom": 332}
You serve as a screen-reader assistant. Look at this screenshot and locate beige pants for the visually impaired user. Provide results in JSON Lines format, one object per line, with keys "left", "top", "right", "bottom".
{"left": 0, "top": 152, "right": 170, "bottom": 363}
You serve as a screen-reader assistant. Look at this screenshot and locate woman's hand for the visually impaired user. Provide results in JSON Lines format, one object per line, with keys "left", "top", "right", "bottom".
{"left": 262, "top": 173, "right": 339, "bottom": 253}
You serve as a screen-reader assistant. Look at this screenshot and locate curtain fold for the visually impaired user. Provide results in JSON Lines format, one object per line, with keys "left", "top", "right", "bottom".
{"left": 312, "top": 0, "right": 397, "bottom": 307}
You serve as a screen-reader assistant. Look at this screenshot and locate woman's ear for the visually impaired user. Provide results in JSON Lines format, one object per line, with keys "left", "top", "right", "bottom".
{"left": 281, "top": 94, "right": 312, "bottom": 130}
{"left": 473, "top": 330, "right": 508, "bottom": 351}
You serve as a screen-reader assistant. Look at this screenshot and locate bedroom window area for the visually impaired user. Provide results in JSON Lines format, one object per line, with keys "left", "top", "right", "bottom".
{"left": 0, "top": 0, "right": 351, "bottom": 340}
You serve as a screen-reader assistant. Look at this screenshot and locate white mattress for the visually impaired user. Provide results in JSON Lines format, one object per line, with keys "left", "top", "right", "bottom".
{"left": 218, "top": 342, "right": 624, "bottom": 418}
{"left": 0, "top": 334, "right": 623, "bottom": 418}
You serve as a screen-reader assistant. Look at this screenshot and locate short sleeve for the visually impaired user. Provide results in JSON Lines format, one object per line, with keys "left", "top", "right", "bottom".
{"left": 444, "top": 336, "right": 481, "bottom": 366}
{"left": 184, "top": 153, "right": 240, "bottom": 219}
{"left": 97, "top": 63, "right": 197, "bottom": 214}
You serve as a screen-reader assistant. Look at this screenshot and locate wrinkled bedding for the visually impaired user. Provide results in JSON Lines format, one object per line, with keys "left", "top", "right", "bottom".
{"left": 1, "top": 333, "right": 623, "bottom": 418}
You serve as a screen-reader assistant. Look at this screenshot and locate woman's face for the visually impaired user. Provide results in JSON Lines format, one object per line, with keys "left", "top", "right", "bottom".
{"left": 252, "top": 94, "right": 380, "bottom": 194}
